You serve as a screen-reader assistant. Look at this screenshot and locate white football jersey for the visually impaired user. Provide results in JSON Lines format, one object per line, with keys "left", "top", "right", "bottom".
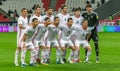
{"left": 74, "top": 25, "right": 90, "bottom": 40}
{"left": 56, "top": 13, "right": 70, "bottom": 26}
{"left": 33, "top": 24, "right": 47, "bottom": 41}
{"left": 17, "top": 16, "right": 28, "bottom": 42}
{"left": 42, "top": 15, "right": 54, "bottom": 23}
{"left": 59, "top": 24, "right": 76, "bottom": 40}
{"left": 46, "top": 24, "right": 59, "bottom": 41}
{"left": 24, "top": 26, "right": 36, "bottom": 43}
{"left": 29, "top": 14, "right": 43, "bottom": 24}
{"left": 71, "top": 15, "right": 84, "bottom": 26}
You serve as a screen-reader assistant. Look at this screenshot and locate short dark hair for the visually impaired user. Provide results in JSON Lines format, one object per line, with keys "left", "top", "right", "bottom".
{"left": 47, "top": 7, "right": 53, "bottom": 10}
{"left": 35, "top": 6, "right": 41, "bottom": 10}
{"left": 44, "top": 17, "right": 50, "bottom": 21}
{"left": 82, "top": 19, "right": 88, "bottom": 24}
{"left": 86, "top": 4, "right": 92, "bottom": 8}
{"left": 54, "top": 17, "right": 59, "bottom": 20}
{"left": 67, "top": 18, "right": 73, "bottom": 22}
{"left": 32, "top": 18, "right": 38, "bottom": 22}
{"left": 21, "top": 8, "right": 27, "bottom": 12}
{"left": 74, "top": 8, "right": 81, "bottom": 12}
{"left": 61, "top": 5, "right": 67, "bottom": 9}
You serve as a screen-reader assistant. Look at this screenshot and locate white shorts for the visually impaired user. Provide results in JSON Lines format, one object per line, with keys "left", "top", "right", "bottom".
{"left": 60, "top": 39, "right": 74, "bottom": 47}
{"left": 75, "top": 40, "right": 90, "bottom": 48}
{"left": 25, "top": 42, "right": 35, "bottom": 50}
{"left": 46, "top": 40, "right": 59, "bottom": 47}
{"left": 17, "top": 33, "right": 24, "bottom": 48}
{"left": 34, "top": 40, "right": 45, "bottom": 47}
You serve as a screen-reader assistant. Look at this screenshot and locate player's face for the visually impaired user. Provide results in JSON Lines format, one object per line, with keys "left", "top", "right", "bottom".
{"left": 86, "top": 7, "right": 92, "bottom": 13}
{"left": 33, "top": 20, "right": 39, "bottom": 28}
{"left": 46, "top": 19, "right": 51, "bottom": 25}
{"left": 63, "top": 7, "right": 68, "bottom": 13}
{"left": 22, "top": 10, "right": 27, "bottom": 16}
{"left": 68, "top": 20, "right": 73, "bottom": 26}
{"left": 48, "top": 9, "right": 53, "bottom": 15}
{"left": 35, "top": 8, "right": 41, "bottom": 14}
{"left": 54, "top": 18, "right": 60, "bottom": 26}
{"left": 75, "top": 11, "right": 80, "bottom": 16}
{"left": 82, "top": 21, "right": 88, "bottom": 29}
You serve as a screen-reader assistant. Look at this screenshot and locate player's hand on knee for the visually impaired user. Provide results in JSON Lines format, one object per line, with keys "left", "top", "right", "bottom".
{"left": 61, "top": 47, "right": 66, "bottom": 51}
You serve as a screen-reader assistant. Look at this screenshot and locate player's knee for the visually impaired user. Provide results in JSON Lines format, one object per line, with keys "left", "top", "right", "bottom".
{"left": 55, "top": 46, "right": 60, "bottom": 49}
{"left": 75, "top": 46, "right": 80, "bottom": 51}
{"left": 46, "top": 47, "right": 50, "bottom": 51}
{"left": 61, "top": 47, "right": 66, "bottom": 51}
{"left": 86, "top": 46, "right": 92, "bottom": 51}
{"left": 70, "top": 46, "right": 75, "bottom": 51}
{"left": 18, "top": 47, "right": 21, "bottom": 50}
{"left": 31, "top": 49, "right": 36, "bottom": 54}
{"left": 42, "top": 46, "right": 46, "bottom": 49}
{"left": 35, "top": 47, "right": 39, "bottom": 50}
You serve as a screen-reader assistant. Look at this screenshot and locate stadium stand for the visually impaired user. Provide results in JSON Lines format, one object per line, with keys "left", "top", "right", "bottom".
{"left": 0, "top": 13, "right": 10, "bottom": 22}
{"left": 42, "top": 0, "right": 50, "bottom": 11}
{"left": 0, "top": 0, "right": 43, "bottom": 16}
{"left": 0, "top": 0, "right": 111, "bottom": 22}
{"left": 55, "top": 0, "right": 66, "bottom": 12}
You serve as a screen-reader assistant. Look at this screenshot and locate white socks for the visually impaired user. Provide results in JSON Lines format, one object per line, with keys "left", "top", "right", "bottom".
{"left": 86, "top": 50, "right": 91, "bottom": 61}
{"left": 21, "top": 48, "right": 26, "bottom": 64}
{"left": 15, "top": 49, "right": 20, "bottom": 63}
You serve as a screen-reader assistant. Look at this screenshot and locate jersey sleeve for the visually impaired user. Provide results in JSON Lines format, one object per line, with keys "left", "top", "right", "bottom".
{"left": 94, "top": 12, "right": 99, "bottom": 28}
{"left": 56, "top": 14, "right": 60, "bottom": 18}
{"left": 29, "top": 16, "right": 33, "bottom": 24}
{"left": 24, "top": 27, "right": 29, "bottom": 35}
{"left": 82, "top": 12, "right": 85, "bottom": 18}
{"left": 58, "top": 25, "right": 65, "bottom": 30}
{"left": 18, "top": 17, "right": 22, "bottom": 25}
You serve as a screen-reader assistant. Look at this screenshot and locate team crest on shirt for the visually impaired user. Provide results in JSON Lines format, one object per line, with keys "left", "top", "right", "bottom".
{"left": 76, "top": 21, "right": 79, "bottom": 24}
{"left": 91, "top": 16, "right": 93, "bottom": 18}
{"left": 65, "top": 18, "right": 66, "bottom": 21}
{"left": 53, "top": 27, "right": 58, "bottom": 34}
{"left": 85, "top": 15, "right": 88, "bottom": 18}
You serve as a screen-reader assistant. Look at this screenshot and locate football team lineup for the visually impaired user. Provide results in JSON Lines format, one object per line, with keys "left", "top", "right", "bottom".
{"left": 0, "top": 2, "right": 120, "bottom": 71}
{"left": 14, "top": 4, "right": 100, "bottom": 67}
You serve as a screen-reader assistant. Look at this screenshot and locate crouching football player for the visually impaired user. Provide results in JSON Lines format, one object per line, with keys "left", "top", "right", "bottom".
{"left": 74, "top": 19, "right": 92, "bottom": 63}
{"left": 21, "top": 18, "right": 38, "bottom": 67}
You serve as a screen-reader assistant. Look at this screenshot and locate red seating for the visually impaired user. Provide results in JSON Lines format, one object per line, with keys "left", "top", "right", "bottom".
{"left": 0, "top": 14, "right": 10, "bottom": 22}
{"left": 42, "top": 0, "right": 50, "bottom": 11}
{"left": 55, "top": 0, "right": 66, "bottom": 12}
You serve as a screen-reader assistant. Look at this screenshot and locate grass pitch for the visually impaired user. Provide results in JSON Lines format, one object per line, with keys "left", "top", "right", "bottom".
{"left": 0, "top": 32, "right": 120, "bottom": 71}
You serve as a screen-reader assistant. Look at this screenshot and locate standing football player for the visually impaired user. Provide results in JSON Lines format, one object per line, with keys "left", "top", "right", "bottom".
{"left": 82, "top": 4, "right": 99, "bottom": 63}
{"left": 42, "top": 7, "right": 54, "bottom": 23}
{"left": 29, "top": 6, "right": 43, "bottom": 24}
{"left": 14, "top": 8, "right": 28, "bottom": 66}
{"left": 56, "top": 5, "right": 70, "bottom": 26}
{"left": 71, "top": 8, "right": 84, "bottom": 26}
